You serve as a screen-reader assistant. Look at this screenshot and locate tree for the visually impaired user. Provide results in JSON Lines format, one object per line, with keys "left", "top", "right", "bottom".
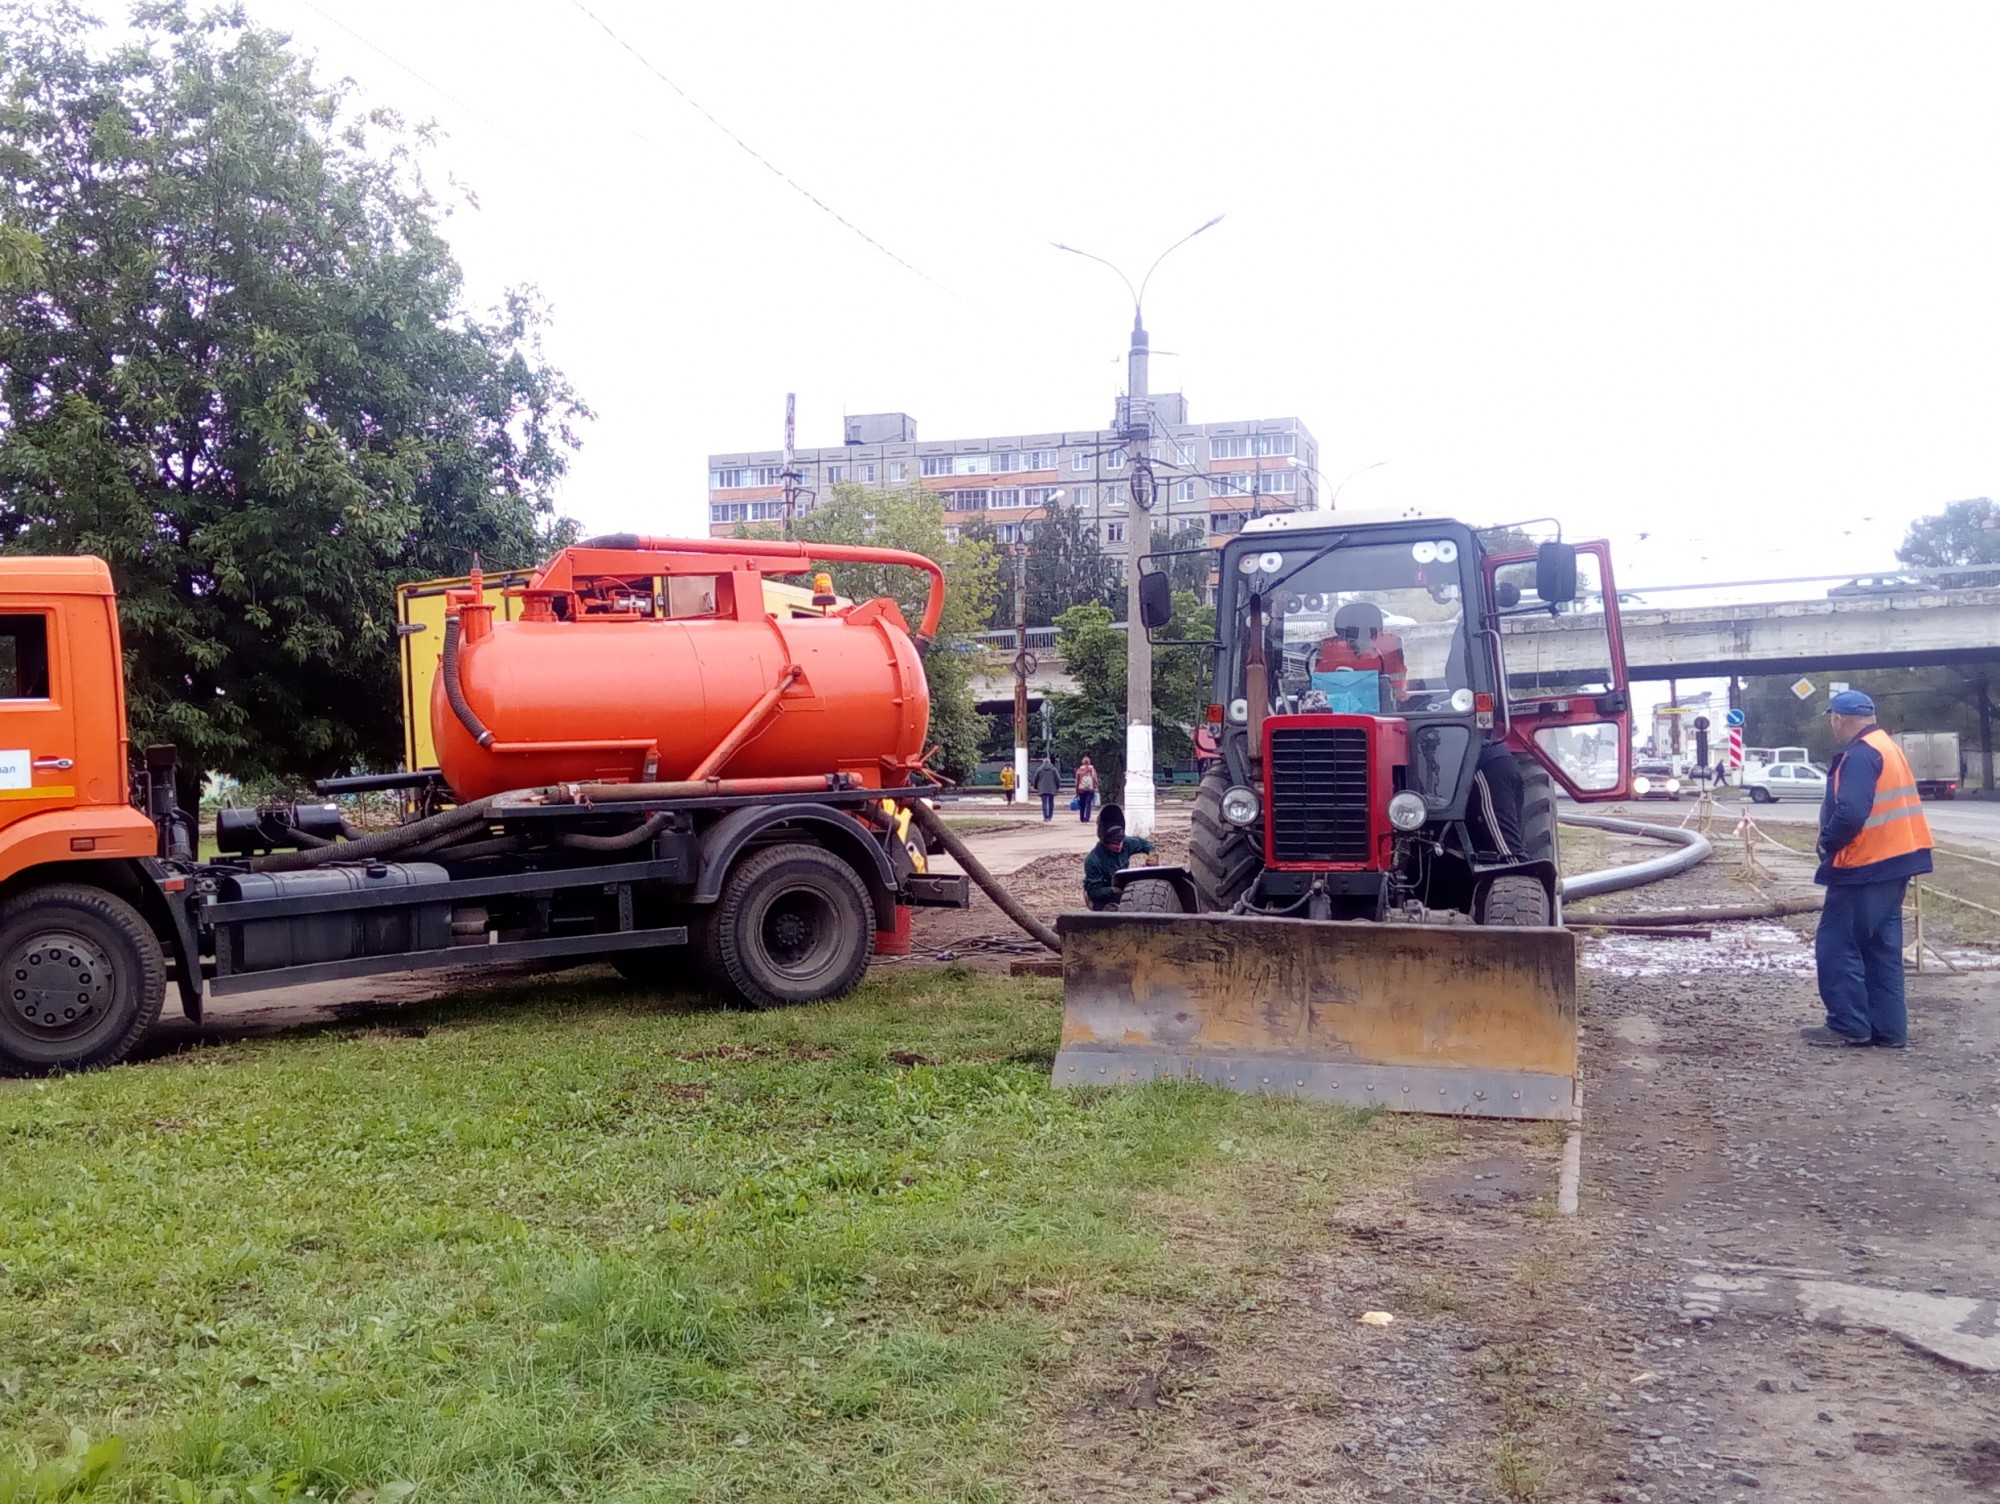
{"left": 1898, "top": 496, "right": 1999, "bottom": 588}
{"left": 744, "top": 483, "right": 999, "bottom": 782}
{"left": 0, "top": 3, "right": 586, "bottom": 787}
{"left": 1044, "top": 589, "right": 1212, "bottom": 788}
{"left": 1024, "top": 499, "right": 1117, "bottom": 627}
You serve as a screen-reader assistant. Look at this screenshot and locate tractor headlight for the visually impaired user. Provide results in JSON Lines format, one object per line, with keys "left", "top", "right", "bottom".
{"left": 1221, "top": 786, "right": 1260, "bottom": 826}
{"left": 1664, "top": 777, "right": 1681, "bottom": 794}
{"left": 1227, "top": 698, "right": 1249, "bottom": 724}
{"left": 1632, "top": 776, "right": 1652, "bottom": 795}
{"left": 1387, "top": 791, "right": 1427, "bottom": 831}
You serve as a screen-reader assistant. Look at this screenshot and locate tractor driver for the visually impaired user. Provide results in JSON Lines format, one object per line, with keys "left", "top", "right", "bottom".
{"left": 1311, "top": 602, "right": 1406, "bottom": 714}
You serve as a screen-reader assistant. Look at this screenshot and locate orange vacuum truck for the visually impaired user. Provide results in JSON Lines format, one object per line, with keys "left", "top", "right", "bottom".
{"left": 0, "top": 536, "right": 968, "bottom": 1075}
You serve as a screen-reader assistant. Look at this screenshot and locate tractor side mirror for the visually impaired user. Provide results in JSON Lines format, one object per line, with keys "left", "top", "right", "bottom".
{"left": 1536, "top": 542, "right": 1578, "bottom": 605}
{"left": 1138, "top": 570, "right": 1174, "bottom": 631}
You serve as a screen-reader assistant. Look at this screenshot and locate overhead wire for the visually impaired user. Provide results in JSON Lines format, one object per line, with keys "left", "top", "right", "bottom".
{"left": 562, "top": 0, "right": 971, "bottom": 307}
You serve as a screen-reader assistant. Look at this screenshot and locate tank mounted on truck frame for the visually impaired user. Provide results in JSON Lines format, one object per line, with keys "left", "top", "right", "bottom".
{"left": 1054, "top": 508, "right": 1634, "bottom": 1121}
{"left": 0, "top": 538, "right": 968, "bottom": 1075}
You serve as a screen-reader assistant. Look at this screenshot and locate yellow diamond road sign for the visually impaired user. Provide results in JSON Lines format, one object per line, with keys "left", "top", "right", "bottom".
{"left": 1791, "top": 677, "right": 1817, "bottom": 701}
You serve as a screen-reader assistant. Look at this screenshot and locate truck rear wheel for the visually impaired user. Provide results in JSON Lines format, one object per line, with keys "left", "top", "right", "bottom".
{"left": 1191, "top": 767, "right": 1260, "bottom": 912}
{"left": 711, "top": 844, "right": 874, "bottom": 1010}
{"left": 0, "top": 885, "right": 165, "bottom": 1075}
{"left": 1117, "top": 877, "right": 1184, "bottom": 914}
{"left": 1480, "top": 875, "right": 1552, "bottom": 927}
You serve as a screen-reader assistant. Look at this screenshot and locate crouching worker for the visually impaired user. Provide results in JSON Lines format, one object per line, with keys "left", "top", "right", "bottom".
{"left": 1083, "top": 803, "right": 1156, "bottom": 911}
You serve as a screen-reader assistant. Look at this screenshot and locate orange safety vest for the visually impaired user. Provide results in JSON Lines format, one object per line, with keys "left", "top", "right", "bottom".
{"left": 1832, "top": 728, "right": 1934, "bottom": 870}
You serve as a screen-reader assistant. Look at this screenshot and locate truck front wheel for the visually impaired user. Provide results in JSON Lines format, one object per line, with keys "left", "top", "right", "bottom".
{"left": 712, "top": 845, "right": 875, "bottom": 1010}
{"left": 0, "top": 885, "right": 165, "bottom": 1074}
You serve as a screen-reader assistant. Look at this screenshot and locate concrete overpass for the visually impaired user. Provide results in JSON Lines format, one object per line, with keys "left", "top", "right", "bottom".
{"left": 969, "top": 584, "right": 2000, "bottom": 705}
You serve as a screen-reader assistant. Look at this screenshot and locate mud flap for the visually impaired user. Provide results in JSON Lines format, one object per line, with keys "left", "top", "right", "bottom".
{"left": 1053, "top": 912, "right": 1578, "bottom": 1120}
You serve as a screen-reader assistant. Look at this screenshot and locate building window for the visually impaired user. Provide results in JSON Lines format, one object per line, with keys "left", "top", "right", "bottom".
{"left": 1104, "top": 450, "right": 1126, "bottom": 471}
{"left": 920, "top": 455, "right": 954, "bottom": 478}
{"left": 710, "top": 502, "right": 748, "bottom": 523}
{"left": 1022, "top": 486, "right": 1059, "bottom": 507}
{"left": 950, "top": 489, "right": 990, "bottom": 511}
{"left": 1072, "top": 451, "right": 1092, "bottom": 472}
{"left": 1252, "top": 433, "right": 1296, "bottom": 457}
{"left": 1211, "top": 511, "right": 1247, "bottom": 534}
{"left": 996, "top": 450, "right": 1054, "bottom": 473}
{"left": 710, "top": 468, "right": 748, "bottom": 489}
{"left": 955, "top": 454, "right": 992, "bottom": 475}
{"left": 943, "top": 525, "right": 960, "bottom": 542}
{"left": 860, "top": 462, "right": 877, "bottom": 484}
{"left": 1210, "top": 436, "right": 1250, "bottom": 460}
{"left": 1105, "top": 483, "right": 1127, "bottom": 508}
{"left": 1175, "top": 480, "right": 1195, "bottom": 503}
{"left": 983, "top": 487, "right": 1018, "bottom": 509}
{"left": 1176, "top": 442, "right": 1195, "bottom": 466}
{"left": 1106, "top": 522, "right": 1126, "bottom": 543}
{"left": 1073, "top": 486, "right": 1093, "bottom": 508}
{"left": 994, "top": 522, "right": 1029, "bottom": 543}
{"left": 1266, "top": 470, "right": 1297, "bottom": 493}
{"left": 825, "top": 464, "right": 845, "bottom": 485}
{"left": 752, "top": 465, "right": 785, "bottom": 486}
{"left": 889, "top": 460, "right": 908, "bottom": 482}
{"left": 749, "top": 500, "right": 787, "bottom": 520}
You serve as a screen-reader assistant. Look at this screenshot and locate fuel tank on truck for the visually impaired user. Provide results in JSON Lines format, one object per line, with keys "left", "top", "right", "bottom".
{"left": 431, "top": 587, "right": 931, "bottom": 801}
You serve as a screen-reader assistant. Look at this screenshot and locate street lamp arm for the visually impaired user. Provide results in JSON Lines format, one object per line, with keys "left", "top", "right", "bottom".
{"left": 1135, "top": 214, "right": 1225, "bottom": 314}
{"left": 1051, "top": 242, "right": 1139, "bottom": 310}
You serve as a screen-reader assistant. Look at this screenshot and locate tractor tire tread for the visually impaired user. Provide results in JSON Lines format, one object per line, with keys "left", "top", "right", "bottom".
{"left": 1481, "top": 874, "right": 1553, "bottom": 927}
{"left": 1190, "top": 767, "right": 1261, "bottom": 912}
{"left": 712, "top": 843, "right": 875, "bottom": 1011}
{"left": 1117, "top": 877, "right": 1185, "bottom": 914}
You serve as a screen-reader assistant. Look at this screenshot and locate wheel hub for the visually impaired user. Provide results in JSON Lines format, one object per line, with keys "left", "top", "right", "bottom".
{"left": 7, "top": 931, "right": 110, "bottom": 1038}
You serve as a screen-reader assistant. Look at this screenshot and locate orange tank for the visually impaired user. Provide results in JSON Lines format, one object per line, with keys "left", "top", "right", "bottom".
{"left": 430, "top": 537, "right": 943, "bottom": 801}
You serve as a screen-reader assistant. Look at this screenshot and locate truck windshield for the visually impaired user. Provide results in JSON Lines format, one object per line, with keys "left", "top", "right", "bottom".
{"left": 1229, "top": 539, "right": 1472, "bottom": 716}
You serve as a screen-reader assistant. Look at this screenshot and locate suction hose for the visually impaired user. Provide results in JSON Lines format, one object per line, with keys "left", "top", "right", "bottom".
{"left": 903, "top": 798, "right": 1061, "bottom": 954}
{"left": 441, "top": 614, "right": 496, "bottom": 749}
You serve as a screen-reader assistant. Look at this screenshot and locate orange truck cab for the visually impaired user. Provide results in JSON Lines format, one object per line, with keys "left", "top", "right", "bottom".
{"left": 0, "top": 541, "right": 965, "bottom": 1077}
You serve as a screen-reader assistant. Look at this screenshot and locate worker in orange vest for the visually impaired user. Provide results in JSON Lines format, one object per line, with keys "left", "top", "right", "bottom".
{"left": 1804, "top": 690, "right": 1933, "bottom": 1049}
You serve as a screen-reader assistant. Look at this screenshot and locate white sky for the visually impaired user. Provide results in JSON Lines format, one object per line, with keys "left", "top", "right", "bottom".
{"left": 244, "top": 0, "right": 2000, "bottom": 600}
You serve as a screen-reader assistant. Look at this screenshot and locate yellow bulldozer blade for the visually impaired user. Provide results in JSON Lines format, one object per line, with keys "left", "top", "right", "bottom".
{"left": 1053, "top": 912, "right": 1578, "bottom": 1120}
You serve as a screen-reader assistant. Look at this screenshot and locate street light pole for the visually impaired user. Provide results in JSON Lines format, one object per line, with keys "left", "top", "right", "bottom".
{"left": 1054, "top": 216, "right": 1222, "bottom": 837}
{"left": 1012, "top": 542, "right": 1030, "bottom": 802}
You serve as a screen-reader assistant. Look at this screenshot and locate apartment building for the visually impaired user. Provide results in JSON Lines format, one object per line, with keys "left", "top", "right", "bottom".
{"left": 706, "top": 399, "right": 1319, "bottom": 565}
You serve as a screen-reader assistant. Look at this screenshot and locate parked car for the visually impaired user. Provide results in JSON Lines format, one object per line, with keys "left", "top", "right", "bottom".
{"left": 1743, "top": 761, "right": 1830, "bottom": 802}
{"left": 1827, "top": 574, "right": 1925, "bottom": 598}
{"left": 1630, "top": 759, "right": 1682, "bottom": 801}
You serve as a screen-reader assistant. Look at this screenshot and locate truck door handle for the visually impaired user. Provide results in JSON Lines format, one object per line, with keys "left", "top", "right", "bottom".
{"left": 33, "top": 757, "right": 73, "bottom": 771}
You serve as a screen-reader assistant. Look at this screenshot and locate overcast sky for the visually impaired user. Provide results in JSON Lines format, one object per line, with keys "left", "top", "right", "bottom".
{"left": 244, "top": 0, "right": 1999, "bottom": 598}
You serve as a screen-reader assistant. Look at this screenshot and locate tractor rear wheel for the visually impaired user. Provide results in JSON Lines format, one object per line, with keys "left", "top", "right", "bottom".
{"left": 1514, "top": 755, "right": 1559, "bottom": 865}
{"left": 711, "top": 844, "right": 875, "bottom": 1010}
{"left": 1191, "top": 766, "right": 1260, "bottom": 912}
{"left": 1117, "top": 877, "right": 1184, "bottom": 914}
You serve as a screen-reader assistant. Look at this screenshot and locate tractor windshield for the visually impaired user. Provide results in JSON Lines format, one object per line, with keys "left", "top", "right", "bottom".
{"left": 1228, "top": 537, "right": 1473, "bottom": 717}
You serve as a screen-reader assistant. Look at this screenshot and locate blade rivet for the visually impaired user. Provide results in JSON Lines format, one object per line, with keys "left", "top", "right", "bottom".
{"left": 1296, "top": 1079, "right": 1304, "bottom": 1087}
{"left": 1261, "top": 1076, "right": 1271, "bottom": 1084}
{"left": 1227, "top": 1074, "right": 1236, "bottom": 1082}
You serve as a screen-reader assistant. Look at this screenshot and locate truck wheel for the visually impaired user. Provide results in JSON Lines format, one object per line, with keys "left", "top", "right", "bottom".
{"left": 1191, "top": 767, "right": 1260, "bottom": 911}
{"left": 0, "top": 885, "right": 165, "bottom": 1075}
{"left": 1480, "top": 875, "right": 1552, "bottom": 927}
{"left": 1117, "top": 877, "right": 1184, "bottom": 914}
{"left": 711, "top": 845, "right": 874, "bottom": 1010}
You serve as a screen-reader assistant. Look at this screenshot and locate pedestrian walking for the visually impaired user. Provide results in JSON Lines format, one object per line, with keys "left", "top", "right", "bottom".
{"left": 1083, "top": 803, "right": 1156, "bottom": 910}
{"left": 1075, "top": 756, "right": 1099, "bottom": 824}
{"left": 1032, "top": 758, "right": 1061, "bottom": 822}
{"left": 1804, "top": 690, "right": 1934, "bottom": 1050}
{"left": 999, "top": 765, "right": 1016, "bottom": 805}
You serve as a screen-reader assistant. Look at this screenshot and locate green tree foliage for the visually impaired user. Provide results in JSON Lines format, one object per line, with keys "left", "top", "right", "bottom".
{"left": 1898, "top": 496, "right": 1999, "bottom": 587}
{"left": 1045, "top": 591, "right": 1212, "bottom": 788}
{"left": 745, "top": 483, "right": 1000, "bottom": 782}
{"left": 1024, "top": 499, "right": 1117, "bottom": 627}
{"left": 0, "top": 3, "right": 586, "bottom": 782}
{"left": 1149, "top": 520, "right": 1212, "bottom": 596}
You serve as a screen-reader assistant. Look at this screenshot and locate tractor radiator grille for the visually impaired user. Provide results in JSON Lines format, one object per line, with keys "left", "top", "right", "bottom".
{"left": 1267, "top": 726, "right": 1372, "bottom": 864}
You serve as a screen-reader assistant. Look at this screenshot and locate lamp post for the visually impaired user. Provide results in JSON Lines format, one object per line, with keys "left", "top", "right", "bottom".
{"left": 1054, "top": 216, "right": 1223, "bottom": 836}
{"left": 1011, "top": 488, "right": 1064, "bottom": 801}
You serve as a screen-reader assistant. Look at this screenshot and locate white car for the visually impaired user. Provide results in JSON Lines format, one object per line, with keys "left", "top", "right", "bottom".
{"left": 1743, "top": 761, "right": 1830, "bottom": 803}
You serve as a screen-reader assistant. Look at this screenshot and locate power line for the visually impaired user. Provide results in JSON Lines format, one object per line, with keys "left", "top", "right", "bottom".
{"left": 562, "top": 0, "right": 968, "bottom": 305}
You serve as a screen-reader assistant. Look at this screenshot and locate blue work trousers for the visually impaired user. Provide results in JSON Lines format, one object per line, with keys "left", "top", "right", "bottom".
{"left": 1814, "top": 877, "right": 1909, "bottom": 1045}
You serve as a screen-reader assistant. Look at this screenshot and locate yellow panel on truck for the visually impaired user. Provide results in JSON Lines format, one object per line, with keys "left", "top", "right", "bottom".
{"left": 396, "top": 574, "right": 842, "bottom": 773}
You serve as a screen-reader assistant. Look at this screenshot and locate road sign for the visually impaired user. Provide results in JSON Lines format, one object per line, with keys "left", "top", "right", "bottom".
{"left": 1726, "top": 708, "right": 1746, "bottom": 728}
{"left": 1693, "top": 715, "right": 1711, "bottom": 732}
{"left": 1791, "top": 677, "right": 1817, "bottom": 701}
{"left": 1728, "top": 725, "right": 1745, "bottom": 767}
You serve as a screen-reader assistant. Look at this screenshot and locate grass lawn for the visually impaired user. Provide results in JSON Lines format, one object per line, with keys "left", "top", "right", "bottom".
{"left": 0, "top": 968, "right": 1446, "bottom": 1502}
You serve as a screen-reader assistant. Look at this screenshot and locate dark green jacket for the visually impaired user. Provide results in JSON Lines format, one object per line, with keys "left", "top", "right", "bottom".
{"left": 1084, "top": 836, "right": 1155, "bottom": 906}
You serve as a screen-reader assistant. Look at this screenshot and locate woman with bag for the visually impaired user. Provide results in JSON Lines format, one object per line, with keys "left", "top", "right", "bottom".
{"left": 1075, "top": 756, "right": 1099, "bottom": 823}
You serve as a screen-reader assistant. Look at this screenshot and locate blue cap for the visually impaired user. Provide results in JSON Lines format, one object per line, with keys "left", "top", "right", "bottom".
{"left": 1826, "top": 689, "right": 1875, "bottom": 716}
